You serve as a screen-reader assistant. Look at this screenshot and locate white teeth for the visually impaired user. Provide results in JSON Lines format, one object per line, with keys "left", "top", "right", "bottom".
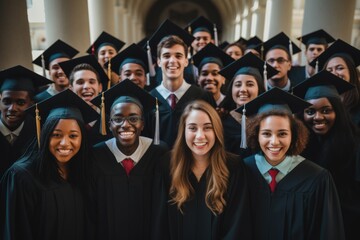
{"left": 268, "top": 148, "right": 281, "bottom": 152}
{"left": 168, "top": 67, "right": 178, "bottom": 70}
{"left": 58, "top": 149, "right": 71, "bottom": 154}
{"left": 120, "top": 132, "right": 133, "bottom": 136}
{"left": 194, "top": 142, "right": 206, "bottom": 146}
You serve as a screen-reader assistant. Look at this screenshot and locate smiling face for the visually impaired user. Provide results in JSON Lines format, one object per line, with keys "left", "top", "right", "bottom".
{"left": 49, "top": 119, "right": 82, "bottom": 165}
{"left": 303, "top": 97, "right": 336, "bottom": 135}
{"left": 71, "top": 69, "right": 102, "bottom": 104}
{"left": 49, "top": 57, "right": 70, "bottom": 91}
{"left": 157, "top": 44, "right": 188, "bottom": 82}
{"left": 258, "top": 115, "right": 292, "bottom": 166}
{"left": 191, "top": 31, "right": 212, "bottom": 53}
{"left": 120, "top": 63, "right": 147, "bottom": 88}
{"left": 232, "top": 74, "right": 260, "bottom": 108}
{"left": 197, "top": 63, "right": 225, "bottom": 100}
{"left": 0, "top": 90, "right": 33, "bottom": 130}
{"left": 185, "top": 109, "right": 215, "bottom": 162}
{"left": 325, "top": 57, "right": 350, "bottom": 82}
{"left": 109, "top": 102, "right": 144, "bottom": 155}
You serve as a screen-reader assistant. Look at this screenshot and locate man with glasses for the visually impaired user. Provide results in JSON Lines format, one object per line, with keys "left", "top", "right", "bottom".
{"left": 88, "top": 80, "right": 168, "bottom": 240}
{"left": 255, "top": 32, "right": 301, "bottom": 91}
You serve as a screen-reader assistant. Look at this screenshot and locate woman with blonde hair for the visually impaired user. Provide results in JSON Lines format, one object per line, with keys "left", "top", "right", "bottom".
{"left": 151, "top": 100, "right": 251, "bottom": 240}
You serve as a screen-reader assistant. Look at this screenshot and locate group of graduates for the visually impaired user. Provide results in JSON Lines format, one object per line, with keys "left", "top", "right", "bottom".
{"left": 0, "top": 15, "right": 360, "bottom": 240}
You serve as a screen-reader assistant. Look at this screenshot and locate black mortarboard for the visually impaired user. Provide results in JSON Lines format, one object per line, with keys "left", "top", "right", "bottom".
{"left": 297, "top": 29, "right": 335, "bottom": 46}
{"left": 104, "top": 43, "right": 149, "bottom": 74}
{"left": 137, "top": 37, "right": 149, "bottom": 49}
{"left": 292, "top": 70, "right": 355, "bottom": 100}
{"left": 236, "top": 87, "right": 311, "bottom": 149}
{"left": 309, "top": 39, "right": 360, "bottom": 70}
{"left": 32, "top": 39, "right": 79, "bottom": 70}
{"left": 219, "top": 41, "right": 230, "bottom": 50}
{"left": 186, "top": 16, "right": 215, "bottom": 37}
{"left": 219, "top": 52, "right": 278, "bottom": 81}
{"left": 244, "top": 36, "right": 263, "bottom": 49}
{"left": 86, "top": 31, "right": 125, "bottom": 55}
{"left": 192, "top": 43, "right": 234, "bottom": 71}
{"left": 58, "top": 55, "right": 110, "bottom": 91}
{"left": 148, "top": 19, "right": 195, "bottom": 58}
{"left": 26, "top": 89, "right": 99, "bottom": 146}
{"left": 91, "top": 79, "right": 161, "bottom": 144}
{"left": 0, "top": 65, "right": 52, "bottom": 93}
{"left": 254, "top": 32, "right": 301, "bottom": 59}
{"left": 237, "top": 37, "right": 248, "bottom": 46}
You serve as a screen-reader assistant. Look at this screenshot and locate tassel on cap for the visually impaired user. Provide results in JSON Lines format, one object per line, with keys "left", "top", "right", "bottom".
{"left": 263, "top": 61, "right": 268, "bottom": 91}
{"left": 107, "top": 58, "right": 112, "bottom": 89}
{"left": 213, "top": 24, "right": 219, "bottom": 46}
{"left": 315, "top": 60, "right": 319, "bottom": 74}
{"left": 35, "top": 104, "right": 41, "bottom": 148}
{"left": 41, "top": 54, "right": 46, "bottom": 78}
{"left": 100, "top": 92, "right": 107, "bottom": 135}
{"left": 147, "top": 41, "right": 156, "bottom": 77}
{"left": 91, "top": 44, "right": 95, "bottom": 55}
{"left": 289, "top": 39, "right": 293, "bottom": 56}
{"left": 154, "top": 98, "right": 160, "bottom": 145}
{"left": 240, "top": 106, "right": 247, "bottom": 149}
{"left": 261, "top": 45, "right": 264, "bottom": 60}
{"left": 146, "top": 73, "right": 150, "bottom": 86}
{"left": 298, "top": 37, "right": 302, "bottom": 65}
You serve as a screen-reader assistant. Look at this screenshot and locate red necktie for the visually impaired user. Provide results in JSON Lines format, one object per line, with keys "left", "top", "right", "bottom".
{"left": 169, "top": 94, "right": 176, "bottom": 110}
{"left": 122, "top": 158, "right": 134, "bottom": 176}
{"left": 268, "top": 169, "right": 279, "bottom": 193}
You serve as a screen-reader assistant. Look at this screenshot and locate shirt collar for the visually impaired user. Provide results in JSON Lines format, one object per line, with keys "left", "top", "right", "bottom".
{"left": 255, "top": 152, "right": 305, "bottom": 175}
{"left": 156, "top": 80, "right": 191, "bottom": 100}
{"left": 0, "top": 119, "right": 24, "bottom": 137}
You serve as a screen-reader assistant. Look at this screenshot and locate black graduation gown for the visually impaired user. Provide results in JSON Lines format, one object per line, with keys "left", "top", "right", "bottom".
{"left": 149, "top": 85, "right": 216, "bottom": 148}
{"left": 151, "top": 153, "right": 252, "bottom": 240}
{"left": 243, "top": 155, "right": 345, "bottom": 240}
{"left": 0, "top": 159, "right": 85, "bottom": 240}
{"left": 288, "top": 65, "right": 306, "bottom": 86}
{"left": 0, "top": 115, "right": 36, "bottom": 178}
{"left": 90, "top": 140, "right": 168, "bottom": 240}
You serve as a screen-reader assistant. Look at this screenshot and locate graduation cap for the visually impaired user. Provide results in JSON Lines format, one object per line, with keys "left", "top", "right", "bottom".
{"left": 297, "top": 29, "right": 335, "bottom": 47}
{"left": 292, "top": 70, "right": 355, "bottom": 100}
{"left": 58, "top": 55, "right": 110, "bottom": 91}
{"left": 236, "top": 87, "right": 311, "bottom": 148}
{"left": 90, "top": 79, "right": 161, "bottom": 144}
{"left": 0, "top": 65, "right": 52, "bottom": 94}
{"left": 186, "top": 16, "right": 218, "bottom": 45}
{"left": 147, "top": 19, "right": 195, "bottom": 76}
{"left": 86, "top": 31, "right": 125, "bottom": 55}
{"left": 219, "top": 52, "right": 278, "bottom": 90}
{"left": 32, "top": 39, "right": 79, "bottom": 76}
{"left": 219, "top": 41, "right": 230, "bottom": 50}
{"left": 104, "top": 43, "right": 149, "bottom": 75}
{"left": 309, "top": 39, "right": 360, "bottom": 71}
{"left": 137, "top": 37, "right": 149, "bottom": 49}
{"left": 26, "top": 89, "right": 99, "bottom": 147}
{"left": 244, "top": 36, "right": 263, "bottom": 49}
{"left": 192, "top": 43, "right": 234, "bottom": 71}
{"left": 254, "top": 32, "right": 301, "bottom": 60}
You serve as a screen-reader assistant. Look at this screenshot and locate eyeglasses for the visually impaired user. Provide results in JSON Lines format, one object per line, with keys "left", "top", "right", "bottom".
{"left": 110, "top": 115, "right": 142, "bottom": 125}
{"left": 266, "top": 57, "right": 289, "bottom": 64}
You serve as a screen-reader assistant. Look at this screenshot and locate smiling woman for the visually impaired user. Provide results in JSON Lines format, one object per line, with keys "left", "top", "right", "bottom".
{"left": 0, "top": 89, "right": 99, "bottom": 240}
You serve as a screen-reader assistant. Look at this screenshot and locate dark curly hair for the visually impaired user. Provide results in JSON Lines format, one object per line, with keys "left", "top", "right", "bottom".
{"left": 246, "top": 110, "right": 309, "bottom": 156}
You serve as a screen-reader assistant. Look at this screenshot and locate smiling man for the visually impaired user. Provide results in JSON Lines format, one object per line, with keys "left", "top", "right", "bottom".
{"left": 0, "top": 65, "right": 52, "bottom": 177}
{"left": 89, "top": 80, "right": 168, "bottom": 240}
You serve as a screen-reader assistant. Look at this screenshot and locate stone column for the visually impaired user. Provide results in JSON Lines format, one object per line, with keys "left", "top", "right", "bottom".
{"left": 44, "top": 0, "right": 90, "bottom": 54}
{"left": 250, "top": 1, "right": 266, "bottom": 39}
{"left": 302, "top": 0, "right": 355, "bottom": 42}
{"left": 0, "top": 0, "right": 33, "bottom": 69}
{"left": 264, "top": 0, "right": 293, "bottom": 39}
{"left": 88, "top": 0, "right": 116, "bottom": 42}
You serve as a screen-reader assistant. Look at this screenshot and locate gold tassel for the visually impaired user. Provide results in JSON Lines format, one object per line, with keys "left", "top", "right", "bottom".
{"left": 100, "top": 92, "right": 107, "bottom": 135}
{"left": 154, "top": 98, "right": 160, "bottom": 145}
{"left": 35, "top": 104, "right": 41, "bottom": 148}
{"left": 107, "top": 58, "right": 112, "bottom": 89}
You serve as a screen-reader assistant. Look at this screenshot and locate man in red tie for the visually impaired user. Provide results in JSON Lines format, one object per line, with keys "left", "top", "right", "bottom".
{"left": 89, "top": 80, "right": 168, "bottom": 240}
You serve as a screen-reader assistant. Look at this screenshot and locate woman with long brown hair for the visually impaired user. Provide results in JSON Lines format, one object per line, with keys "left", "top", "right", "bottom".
{"left": 152, "top": 100, "right": 251, "bottom": 240}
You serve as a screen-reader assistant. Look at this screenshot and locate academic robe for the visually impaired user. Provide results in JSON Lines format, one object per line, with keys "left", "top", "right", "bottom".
{"left": 89, "top": 140, "right": 168, "bottom": 240}
{"left": 151, "top": 152, "right": 252, "bottom": 240}
{"left": 243, "top": 155, "right": 345, "bottom": 240}
{"left": 0, "top": 158, "right": 85, "bottom": 240}
{"left": 149, "top": 85, "right": 216, "bottom": 148}
{"left": 0, "top": 115, "right": 36, "bottom": 178}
